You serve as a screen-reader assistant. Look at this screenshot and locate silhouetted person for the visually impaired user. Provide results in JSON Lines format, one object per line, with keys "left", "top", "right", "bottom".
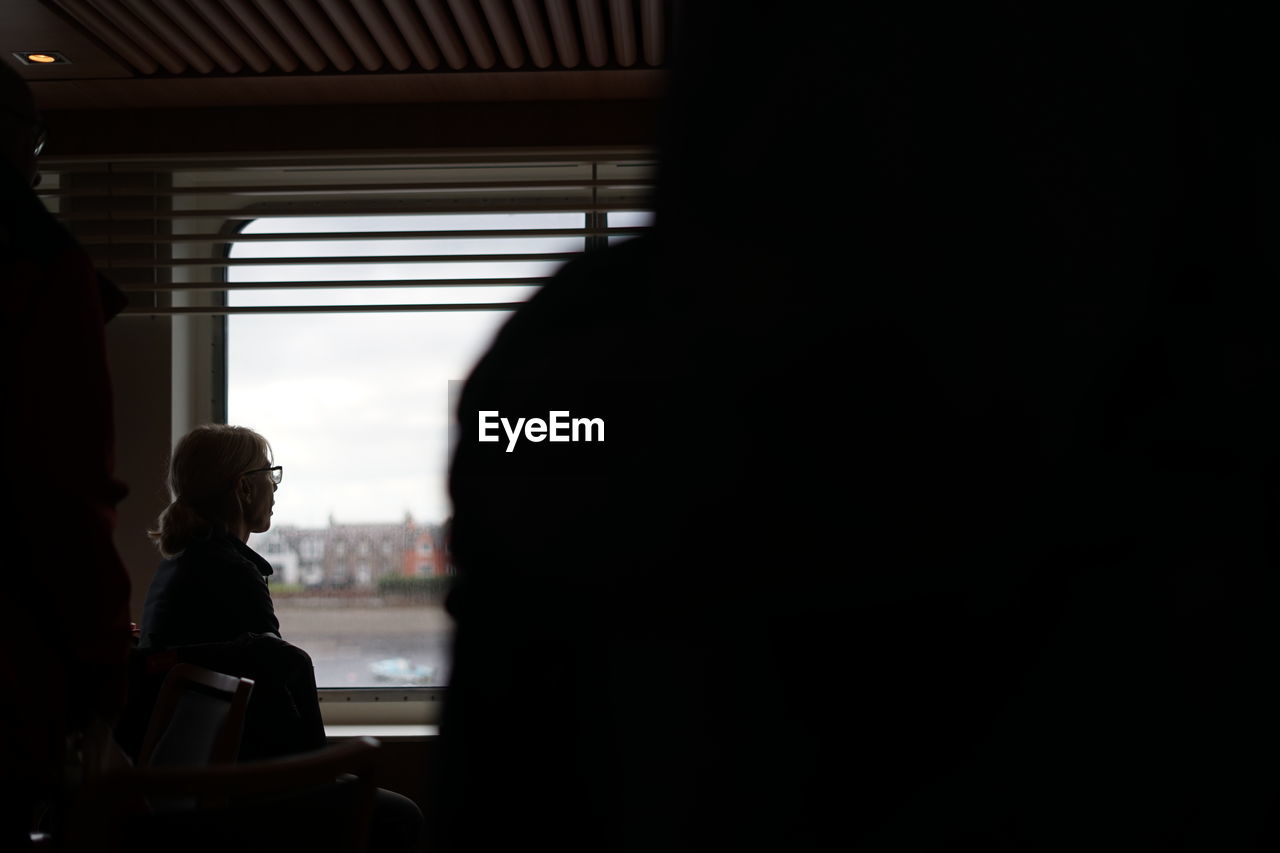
{"left": 441, "top": 3, "right": 1280, "bottom": 851}
{"left": 0, "top": 61, "right": 131, "bottom": 850}
{"left": 135, "top": 423, "right": 423, "bottom": 852}
{"left": 141, "top": 424, "right": 284, "bottom": 649}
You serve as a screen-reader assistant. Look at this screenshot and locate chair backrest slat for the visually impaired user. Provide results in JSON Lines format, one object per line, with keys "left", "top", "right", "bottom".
{"left": 137, "top": 663, "right": 255, "bottom": 767}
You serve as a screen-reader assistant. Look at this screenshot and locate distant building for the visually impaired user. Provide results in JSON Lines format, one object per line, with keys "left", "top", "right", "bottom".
{"left": 403, "top": 514, "right": 447, "bottom": 578}
{"left": 294, "top": 531, "right": 325, "bottom": 587}
{"left": 250, "top": 514, "right": 445, "bottom": 590}
{"left": 324, "top": 520, "right": 404, "bottom": 588}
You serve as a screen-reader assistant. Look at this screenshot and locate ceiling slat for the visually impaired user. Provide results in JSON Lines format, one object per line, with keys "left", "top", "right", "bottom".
{"left": 122, "top": 0, "right": 216, "bottom": 72}
{"left": 92, "top": 0, "right": 188, "bottom": 73}
{"left": 55, "top": 0, "right": 161, "bottom": 73}
{"left": 384, "top": 0, "right": 443, "bottom": 69}
{"left": 575, "top": 0, "right": 607, "bottom": 68}
{"left": 447, "top": 0, "right": 497, "bottom": 70}
{"left": 415, "top": 0, "right": 470, "bottom": 69}
{"left": 120, "top": 0, "right": 212, "bottom": 71}
{"left": 50, "top": 0, "right": 669, "bottom": 78}
{"left": 155, "top": 0, "right": 244, "bottom": 72}
{"left": 284, "top": 0, "right": 357, "bottom": 70}
{"left": 640, "top": 0, "right": 662, "bottom": 66}
{"left": 316, "top": 0, "right": 385, "bottom": 71}
{"left": 252, "top": 0, "right": 332, "bottom": 71}
{"left": 352, "top": 0, "right": 415, "bottom": 70}
{"left": 225, "top": 0, "right": 302, "bottom": 71}
{"left": 608, "top": 0, "right": 635, "bottom": 68}
{"left": 190, "top": 0, "right": 274, "bottom": 71}
{"left": 511, "top": 0, "right": 553, "bottom": 68}
{"left": 479, "top": 0, "right": 525, "bottom": 69}
{"left": 544, "top": 0, "right": 579, "bottom": 68}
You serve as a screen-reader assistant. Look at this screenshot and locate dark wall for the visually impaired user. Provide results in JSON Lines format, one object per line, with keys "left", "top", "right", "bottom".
{"left": 42, "top": 99, "right": 661, "bottom": 159}
{"left": 333, "top": 737, "right": 440, "bottom": 853}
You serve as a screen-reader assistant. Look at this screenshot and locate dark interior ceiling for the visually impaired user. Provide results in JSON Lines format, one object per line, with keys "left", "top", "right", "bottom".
{"left": 5, "top": 0, "right": 668, "bottom": 156}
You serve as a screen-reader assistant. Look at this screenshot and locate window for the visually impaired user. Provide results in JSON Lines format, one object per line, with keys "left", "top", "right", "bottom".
{"left": 40, "top": 153, "right": 654, "bottom": 698}
{"left": 220, "top": 160, "right": 654, "bottom": 688}
{"left": 228, "top": 210, "right": 588, "bottom": 687}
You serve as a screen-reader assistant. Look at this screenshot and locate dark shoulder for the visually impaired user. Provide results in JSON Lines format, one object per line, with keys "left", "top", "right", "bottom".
{"left": 477, "top": 236, "right": 656, "bottom": 370}
{"left": 164, "top": 535, "right": 261, "bottom": 579}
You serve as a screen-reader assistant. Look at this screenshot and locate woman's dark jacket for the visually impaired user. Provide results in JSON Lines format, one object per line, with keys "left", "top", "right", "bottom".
{"left": 126, "top": 529, "right": 323, "bottom": 761}
{"left": 139, "top": 529, "right": 280, "bottom": 649}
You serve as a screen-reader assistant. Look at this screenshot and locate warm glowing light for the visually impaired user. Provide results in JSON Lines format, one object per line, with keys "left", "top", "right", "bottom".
{"left": 12, "top": 51, "right": 69, "bottom": 66}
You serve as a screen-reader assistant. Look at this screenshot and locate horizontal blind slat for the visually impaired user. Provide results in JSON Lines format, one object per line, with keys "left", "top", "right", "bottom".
{"left": 38, "top": 149, "right": 654, "bottom": 169}
{"left": 123, "top": 303, "right": 527, "bottom": 316}
{"left": 50, "top": 154, "right": 654, "bottom": 315}
{"left": 54, "top": 201, "right": 647, "bottom": 220}
{"left": 120, "top": 277, "right": 552, "bottom": 291}
{"left": 75, "top": 227, "right": 648, "bottom": 244}
{"left": 94, "top": 252, "right": 583, "bottom": 268}
{"left": 40, "top": 178, "right": 651, "bottom": 197}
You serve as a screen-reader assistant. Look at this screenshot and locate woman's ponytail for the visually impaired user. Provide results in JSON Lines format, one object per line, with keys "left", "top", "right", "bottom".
{"left": 147, "top": 497, "right": 213, "bottom": 558}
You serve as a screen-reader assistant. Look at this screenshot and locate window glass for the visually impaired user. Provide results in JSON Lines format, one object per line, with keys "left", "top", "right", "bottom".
{"left": 229, "top": 213, "right": 584, "bottom": 686}
{"left": 607, "top": 210, "right": 655, "bottom": 245}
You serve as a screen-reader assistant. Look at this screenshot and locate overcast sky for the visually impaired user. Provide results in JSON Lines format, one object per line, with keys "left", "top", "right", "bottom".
{"left": 226, "top": 213, "right": 581, "bottom": 528}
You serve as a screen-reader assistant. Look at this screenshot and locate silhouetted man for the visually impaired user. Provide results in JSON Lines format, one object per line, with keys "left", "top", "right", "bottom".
{"left": 0, "top": 61, "right": 131, "bottom": 849}
{"left": 442, "top": 4, "right": 1280, "bottom": 850}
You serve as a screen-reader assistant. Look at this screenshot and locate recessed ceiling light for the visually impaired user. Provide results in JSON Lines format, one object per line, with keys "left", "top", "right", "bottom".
{"left": 12, "top": 51, "right": 71, "bottom": 65}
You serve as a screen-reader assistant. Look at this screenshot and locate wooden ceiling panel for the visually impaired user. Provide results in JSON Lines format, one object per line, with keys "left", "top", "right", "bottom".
{"left": 9, "top": 0, "right": 667, "bottom": 113}
{"left": 40, "top": 0, "right": 667, "bottom": 76}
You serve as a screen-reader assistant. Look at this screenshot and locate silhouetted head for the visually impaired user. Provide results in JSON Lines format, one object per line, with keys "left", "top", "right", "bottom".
{"left": 0, "top": 61, "right": 43, "bottom": 187}
{"left": 149, "top": 424, "right": 278, "bottom": 556}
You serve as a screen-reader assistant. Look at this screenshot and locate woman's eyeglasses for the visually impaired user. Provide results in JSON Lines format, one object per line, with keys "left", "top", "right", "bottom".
{"left": 243, "top": 465, "right": 283, "bottom": 485}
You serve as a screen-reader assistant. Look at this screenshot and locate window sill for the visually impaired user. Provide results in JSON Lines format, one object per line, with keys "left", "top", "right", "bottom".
{"left": 326, "top": 723, "right": 439, "bottom": 741}
{"left": 318, "top": 689, "right": 443, "bottom": 729}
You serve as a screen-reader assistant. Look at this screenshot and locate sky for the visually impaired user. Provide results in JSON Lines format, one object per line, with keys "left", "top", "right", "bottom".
{"left": 226, "top": 213, "right": 580, "bottom": 528}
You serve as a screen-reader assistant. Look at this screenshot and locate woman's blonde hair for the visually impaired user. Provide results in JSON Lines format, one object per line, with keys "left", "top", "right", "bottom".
{"left": 148, "top": 424, "right": 272, "bottom": 557}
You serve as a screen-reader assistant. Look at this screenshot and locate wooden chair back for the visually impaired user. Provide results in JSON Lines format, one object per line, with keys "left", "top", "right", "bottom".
{"left": 138, "top": 663, "right": 254, "bottom": 768}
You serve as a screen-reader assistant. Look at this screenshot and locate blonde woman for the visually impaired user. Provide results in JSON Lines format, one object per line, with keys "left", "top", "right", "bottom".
{"left": 140, "top": 424, "right": 282, "bottom": 649}
{"left": 135, "top": 425, "right": 424, "bottom": 849}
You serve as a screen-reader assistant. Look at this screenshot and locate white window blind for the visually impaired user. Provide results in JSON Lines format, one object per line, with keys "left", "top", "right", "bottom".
{"left": 37, "top": 150, "right": 656, "bottom": 315}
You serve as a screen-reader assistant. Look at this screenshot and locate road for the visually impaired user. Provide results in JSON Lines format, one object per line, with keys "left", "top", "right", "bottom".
{"left": 275, "top": 602, "right": 454, "bottom": 688}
